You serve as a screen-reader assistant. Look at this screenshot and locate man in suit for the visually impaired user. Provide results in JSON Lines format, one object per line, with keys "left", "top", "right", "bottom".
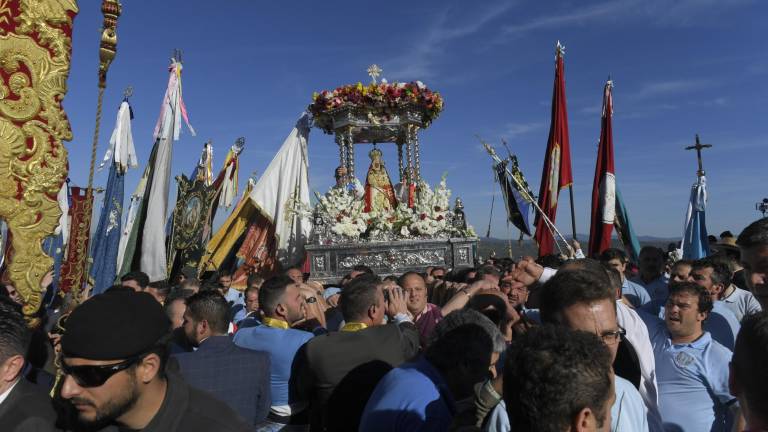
{"left": 291, "top": 274, "right": 420, "bottom": 431}
{"left": 174, "top": 290, "right": 271, "bottom": 426}
{"left": 0, "top": 297, "right": 59, "bottom": 431}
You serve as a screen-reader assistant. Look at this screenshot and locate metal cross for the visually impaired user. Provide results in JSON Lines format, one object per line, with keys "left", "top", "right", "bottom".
{"left": 367, "top": 64, "right": 382, "bottom": 84}
{"left": 685, "top": 134, "right": 713, "bottom": 177}
{"left": 123, "top": 85, "right": 133, "bottom": 99}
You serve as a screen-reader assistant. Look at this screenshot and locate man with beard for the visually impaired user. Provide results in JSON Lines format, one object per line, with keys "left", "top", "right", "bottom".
{"left": 59, "top": 289, "right": 250, "bottom": 432}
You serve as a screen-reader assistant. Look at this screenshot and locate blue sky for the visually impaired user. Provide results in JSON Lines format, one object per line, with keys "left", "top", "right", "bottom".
{"left": 64, "top": 0, "right": 767, "bottom": 239}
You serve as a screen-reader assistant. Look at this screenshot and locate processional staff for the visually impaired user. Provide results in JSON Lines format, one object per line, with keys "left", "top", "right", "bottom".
{"left": 685, "top": 134, "right": 713, "bottom": 177}
{"left": 77, "top": 0, "right": 123, "bottom": 300}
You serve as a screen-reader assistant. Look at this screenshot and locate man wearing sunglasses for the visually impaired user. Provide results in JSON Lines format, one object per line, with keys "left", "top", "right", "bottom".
{"left": 59, "top": 290, "right": 250, "bottom": 431}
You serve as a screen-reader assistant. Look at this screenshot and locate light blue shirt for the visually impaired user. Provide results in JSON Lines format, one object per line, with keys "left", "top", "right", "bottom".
{"left": 612, "top": 375, "right": 649, "bottom": 432}
{"left": 223, "top": 287, "right": 244, "bottom": 306}
{"left": 233, "top": 324, "right": 313, "bottom": 414}
{"left": 721, "top": 286, "right": 762, "bottom": 322}
{"left": 631, "top": 275, "right": 668, "bottom": 303}
{"left": 622, "top": 278, "right": 652, "bottom": 307}
{"left": 641, "top": 300, "right": 740, "bottom": 352}
{"left": 704, "top": 302, "right": 740, "bottom": 351}
{"left": 650, "top": 323, "right": 736, "bottom": 432}
{"left": 481, "top": 376, "right": 648, "bottom": 432}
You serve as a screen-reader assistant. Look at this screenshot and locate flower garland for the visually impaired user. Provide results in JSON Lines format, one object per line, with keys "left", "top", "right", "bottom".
{"left": 309, "top": 81, "right": 444, "bottom": 133}
{"left": 307, "top": 174, "right": 475, "bottom": 243}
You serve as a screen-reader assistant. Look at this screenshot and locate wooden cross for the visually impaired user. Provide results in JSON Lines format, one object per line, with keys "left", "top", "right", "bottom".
{"left": 685, "top": 134, "right": 712, "bottom": 177}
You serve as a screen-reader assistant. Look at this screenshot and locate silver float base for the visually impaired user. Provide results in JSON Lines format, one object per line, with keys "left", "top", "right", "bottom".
{"left": 306, "top": 238, "right": 478, "bottom": 284}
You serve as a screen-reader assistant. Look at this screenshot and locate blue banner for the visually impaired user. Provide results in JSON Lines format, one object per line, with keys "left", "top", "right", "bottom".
{"left": 90, "top": 162, "right": 125, "bottom": 294}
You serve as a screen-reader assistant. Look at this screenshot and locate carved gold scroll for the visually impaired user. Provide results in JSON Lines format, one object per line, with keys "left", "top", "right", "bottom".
{"left": 0, "top": 0, "right": 78, "bottom": 321}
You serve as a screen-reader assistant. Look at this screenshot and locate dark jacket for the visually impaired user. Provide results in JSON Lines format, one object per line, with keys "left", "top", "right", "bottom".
{"left": 291, "top": 321, "right": 419, "bottom": 431}
{"left": 0, "top": 378, "right": 59, "bottom": 432}
{"left": 65, "top": 371, "right": 252, "bottom": 432}
{"left": 173, "top": 335, "right": 271, "bottom": 426}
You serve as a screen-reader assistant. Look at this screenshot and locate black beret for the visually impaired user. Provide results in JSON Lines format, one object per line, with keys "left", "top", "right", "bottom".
{"left": 61, "top": 290, "right": 170, "bottom": 360}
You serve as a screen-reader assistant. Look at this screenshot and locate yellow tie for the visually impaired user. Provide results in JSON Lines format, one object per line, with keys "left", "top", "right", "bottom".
{"left": 340, "top": 322, "right": 368, "bottom": 332}
{"left": 262, "top": 317, "right": 289, "bottom": 329}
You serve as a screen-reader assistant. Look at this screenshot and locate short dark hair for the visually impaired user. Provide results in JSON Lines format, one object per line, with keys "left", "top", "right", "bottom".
{"left": 259, "top": 275, "right": 295, "bottom": 316}
{"left": 732, "top": 311, "right": 768, "bottom": 422}
{"left": 121, "top": 271, "right": 149, "bottom": 289}
{"left": 217, "top": 269, "right": 233, "bottom": 278}
{"left": 668, "top": 281, "right": 713, "bottom": 315}
{"left": 164, "top": 289, "right": 194, "bottom": 310}
{"left": 599, "top": 248, "right": 627, "bottom": 264}
{"left": 504, "top": 325, "right": 613, "bottom": 432}
{"left": 425, "top": 323, "right": 493, "bottom": 400}
{"left": 247, "top": 273, "right": 264, "bottom": 288}
{"left": 351, "top": 265, "right": 374, "bottom": 275}
{"left": 244, "top": 284, "right": 260, "bottom": 298}
{"left": 738, "top": 218, "right": 768, "bottom": 249}
{"left": 147, "top": 280, "right": 171, "bottom": 296}
{"left": 473, "top": 265, "right": 501, "bottom": 282}
{"left": 185, "top": 291, "right": 230, "bottom": 334}
{"left": 539, "top": 266, "right": 615, "bottom": 325}
{"left": 536, "top": 254, "right": 564, "bottom": 269}
{"left": 0, "top": 297, "right": 29, "bottom": 364}
{"left": 692, "top": 257, "right": 732, "bottom": 288}
{"left": 340, "top": 274, "right": 382, "bottom": 322}
{"left": 397, "top": 271, "right": 424, "bottom": 288}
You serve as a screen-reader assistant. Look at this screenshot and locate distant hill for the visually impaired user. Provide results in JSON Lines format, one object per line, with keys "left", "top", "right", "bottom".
{"left": 477, "top": 236, "right": 677, "bottom": 261}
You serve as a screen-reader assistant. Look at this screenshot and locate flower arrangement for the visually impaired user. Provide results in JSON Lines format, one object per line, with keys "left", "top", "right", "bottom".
{"left": 309, "top": 81, "right": 444, "bottom": 133}
{"left": 307, "top": 173, "right": 475, "bottom": 244}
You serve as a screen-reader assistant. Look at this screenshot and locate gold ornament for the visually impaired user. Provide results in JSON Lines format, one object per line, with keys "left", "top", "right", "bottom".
{"left": 0, "top": 1, "right": 77, "bottom": 321}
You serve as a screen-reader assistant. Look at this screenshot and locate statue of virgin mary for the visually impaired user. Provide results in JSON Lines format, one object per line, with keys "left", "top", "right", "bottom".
{"left": 363, "top": 148, "right": 398, "bottom": 212}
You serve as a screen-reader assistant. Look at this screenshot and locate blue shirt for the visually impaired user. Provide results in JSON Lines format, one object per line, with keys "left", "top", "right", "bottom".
{"left": 623, "top": 278, "right": 651, "bottom": 307}
{"left": 631, "top": 275, "right": 668, "bottom": 303}
{"left": 650, "top": 324, "right": 736, "bottom": 432}
{"left": 721, "top": 286, "right": 762, "bottom": 322}
{"left": 223, "top": 287, "right": 244, "bottom": 306}
{"left": 233, "top": 324, "right": 313, "bottom": 414}
{"left": 704, "top": 302, "right": 740, "bottom": 351}
{"left": 612, "top": 375, "right": 649, "bottom": 432}
{"left": 641, "top": 300, "right": 740, "bottom": 352}
{"left": 359, "top": 356, "right": 455, "bottom": 432}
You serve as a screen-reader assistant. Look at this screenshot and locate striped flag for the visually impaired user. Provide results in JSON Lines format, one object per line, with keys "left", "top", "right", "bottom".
{"left": 534, "top": 41, "right": 573, "bottom": 256}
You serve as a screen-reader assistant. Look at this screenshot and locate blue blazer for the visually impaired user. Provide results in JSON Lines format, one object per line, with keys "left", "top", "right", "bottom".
{"left": 173, "top": 335, "right": 271, "bottom": 426}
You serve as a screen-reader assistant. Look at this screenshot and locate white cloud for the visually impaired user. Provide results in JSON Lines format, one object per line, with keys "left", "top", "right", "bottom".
{"left": 384, "top": 2, "right": 513, "bottom": 80}
{"left": 502, "top": 121, "right": 548, "bottom": 138}
{"left": 630, "top": 79, "right": 712, "bottom": 100}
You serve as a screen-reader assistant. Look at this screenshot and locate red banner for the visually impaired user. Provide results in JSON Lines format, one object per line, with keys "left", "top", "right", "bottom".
{"left": 534, "top": 44, "right": 573, "bottom": 256}
{"left": 588, "top": 81, "right": 616, "bottom": 257}
{"left": 59, "top": 188, "right": 92, "bottom": 294}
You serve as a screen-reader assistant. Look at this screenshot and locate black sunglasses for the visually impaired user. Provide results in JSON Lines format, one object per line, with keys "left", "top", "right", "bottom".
{"left": 61, "top": 356, "right": 141, "bottom": 388}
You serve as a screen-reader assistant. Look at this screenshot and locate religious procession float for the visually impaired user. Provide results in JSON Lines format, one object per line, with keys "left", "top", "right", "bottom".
{"left": 301, "top": 66, "right": 478, "bottom": 282}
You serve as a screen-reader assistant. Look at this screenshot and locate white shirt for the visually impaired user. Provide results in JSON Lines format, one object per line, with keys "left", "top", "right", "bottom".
{"left": 0, "top": 378, "right": 20, "bottom": 407}
{"left": 721, "top": 285, "right": 762, "bottom": 322}
{"left": 616, "top": 301, "right": 664, "bottom": 432}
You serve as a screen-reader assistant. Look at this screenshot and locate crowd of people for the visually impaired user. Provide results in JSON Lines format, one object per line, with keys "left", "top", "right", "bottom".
{"left": 1, "top": 217, "right": 768, "bottom": 431}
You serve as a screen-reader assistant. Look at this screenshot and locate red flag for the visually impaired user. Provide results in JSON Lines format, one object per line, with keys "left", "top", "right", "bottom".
{"left": 588, "top": 81, "right": 616, "bottom": 257}
{"left": 59, "top": 188, "right": 93, "bottom": 294}
{"left": 534, "top": 42, "right": 573, "bottom": 256}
